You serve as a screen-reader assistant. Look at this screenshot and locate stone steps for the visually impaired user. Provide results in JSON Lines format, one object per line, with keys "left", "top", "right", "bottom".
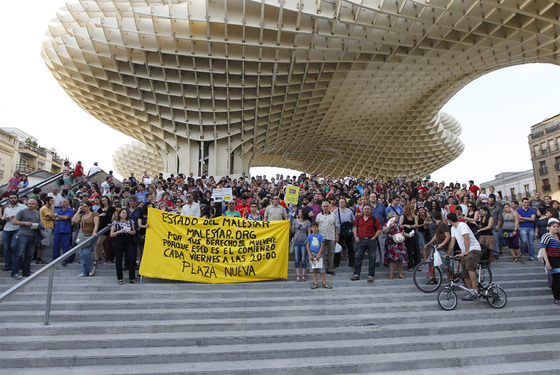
{"left": 0, "top": 252, "right": 558, "bottom": 374}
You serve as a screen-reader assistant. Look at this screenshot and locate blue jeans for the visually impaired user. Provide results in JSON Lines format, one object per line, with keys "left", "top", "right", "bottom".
{"left": 518, "top": 227, "right": 535, "bottom": 258}
{"left": 52, "top": 232, "right": 72, "bottom": 260}
{"left": 492, "top": 228, "right": 503, "bottom": 253}
{"left": 13, "top": 233, "right": 36, "bottom": 277}
{"left": 80, "top": 240, "right": 95, "bottom": 275}
{"left": 2, "top": 230, "right": 18, "bottom": 269}
{"left": 293, "top": 240, "right": 308, "bottom": 269}
{"left": 353, "top": 238, "right": 378, "bottom": 277}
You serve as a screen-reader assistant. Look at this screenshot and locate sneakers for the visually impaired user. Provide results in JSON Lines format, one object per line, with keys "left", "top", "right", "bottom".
{"left": 62, "top": 261, "right": 68, "bottom": 266}
{"left": 88, "top": 266, "right": 96, "bottom": 277}
{"left": 367, "top": 276, "right": 374, "bottom": 282}
{"left": 78, "top": 273, "right": 87, "bottom": 277}
{"left": 462, "top": 288, "right": 478, "bottom": 301}
{"left": 35, "top": 259, "right": 46, "bottom": 264}
{"left": 350, "top": 275, "right": 360, "bottom": 281}
{"left": 2, "top": 267, "right": 11, "bottom": 272}
{"left": 12, "top": 274, "right": 22, "bottom": 280}
{"left": 554, "top": 300, "right": 560, "bottom": 307}
{"left": 426, "top": 278, "right": 438, "bottom": 285}
{"left": 527, "top": 257, "right": 535, "bottom": 261}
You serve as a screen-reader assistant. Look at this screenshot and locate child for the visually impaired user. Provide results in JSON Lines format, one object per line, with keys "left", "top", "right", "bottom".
{"left": 306, "top": 222, "right": 332, "bottom": 289}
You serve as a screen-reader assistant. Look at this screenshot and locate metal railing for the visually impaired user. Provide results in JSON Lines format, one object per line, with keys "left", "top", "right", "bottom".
{"left": 0, "top": 226, "right": 110, "bottom": 325}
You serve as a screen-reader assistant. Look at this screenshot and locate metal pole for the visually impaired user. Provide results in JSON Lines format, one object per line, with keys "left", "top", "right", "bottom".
{"left": 44, "top": 267, "right": 55, "bottom": 326}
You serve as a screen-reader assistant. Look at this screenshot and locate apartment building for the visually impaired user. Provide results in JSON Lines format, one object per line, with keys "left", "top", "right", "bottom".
{"left": 528, "top": 113, "right": 560, "bottom": 199}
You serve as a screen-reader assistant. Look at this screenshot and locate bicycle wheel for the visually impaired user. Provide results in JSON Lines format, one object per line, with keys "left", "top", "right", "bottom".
{"left": 437, "top": 288, "right": 457, "bottom": 310}
{"left": 478, "top": 264, "right": 493, "bottom": 287}
{"left": 487, "top": 285, "right": 507, "bottom": 308}
{"left": 413, "top": 261, "right": 442, "bottom": 293}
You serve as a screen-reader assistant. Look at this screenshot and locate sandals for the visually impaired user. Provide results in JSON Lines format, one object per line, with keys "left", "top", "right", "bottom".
{"left": 130, "top": 279, "right": 139, "bottom": 284}
{"left": 512, "top": 258, "right": 518, "bottom": 263}
{"left": 117, "top": 280, "right": 123, "bottom": 285}
{"left": 388, "top": 275, "right": 394, "bottom": 279}
{"left": 519, "top": 257, "right": 525, "bottom": 263}
{"left": 301, "top": 275, "right": 306, "bottom": 282}
{"left": 322, "top": 284, "right": 332, "bottom": 289}
{"left": 295, "top": 276, "right": 300, "bottom": 282}
{"left": 311, "top": 283, "right": 319, "bottom": 289}
{"left": 399, "top": 275, "right": 406, "bottom": 279}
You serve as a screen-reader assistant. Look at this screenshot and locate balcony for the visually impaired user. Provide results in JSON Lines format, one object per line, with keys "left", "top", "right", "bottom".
{"left": 543, "top": 185, "right": 552, "bottom": 192}
{"left": 52, "top": 154, "right": 64, "bottom": 165}
{"left": 539, "top": 166, "right": 549, "bottom": 175}
{"left": 15, "top": 163, "right": 39, "bottom": 175}
{"left": 19, "top": 142, "right": 47, "bottom": 157}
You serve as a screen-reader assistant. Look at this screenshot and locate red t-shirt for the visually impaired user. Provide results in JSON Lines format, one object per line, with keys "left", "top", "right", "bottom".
{"left": 74, "top": 164, "right": 84, "bottom": 177}
{"left": 469, "top": 185, "right": 480, "bottom": 198}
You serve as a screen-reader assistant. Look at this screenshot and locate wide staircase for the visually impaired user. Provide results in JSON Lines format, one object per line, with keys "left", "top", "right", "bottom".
{"left": 0, "top": 253, "right": 558, "bottom": 374}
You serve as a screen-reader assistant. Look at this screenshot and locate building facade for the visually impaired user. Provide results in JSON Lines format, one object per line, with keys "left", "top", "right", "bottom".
{"left": 0, "top": 128, "right": 66, "bottom": 184}
{"left": 528, "top": 114, "right": 560, "bottom": 200}
{"left": 480, "top": 170, "right": 535, "bottom": 202}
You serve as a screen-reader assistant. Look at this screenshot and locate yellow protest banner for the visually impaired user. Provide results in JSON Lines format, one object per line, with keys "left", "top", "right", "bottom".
{"left": 139, "top": 208, "right": 290, "bottom": 284}
{"left": 284, "top": 185, "right": 300, "bottom": 205}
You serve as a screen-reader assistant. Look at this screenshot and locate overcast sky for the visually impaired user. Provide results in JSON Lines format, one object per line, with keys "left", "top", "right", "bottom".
{"left": 2, "top": 1, "right": 560, "bottom": 185}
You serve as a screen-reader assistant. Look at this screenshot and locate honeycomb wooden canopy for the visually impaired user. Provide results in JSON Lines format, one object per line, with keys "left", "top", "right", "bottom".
{"left": 42, "top": 0, "right": 560, "bottom": 179}
{"left": 112, "top": 141, "right": 164, "bottom": 179}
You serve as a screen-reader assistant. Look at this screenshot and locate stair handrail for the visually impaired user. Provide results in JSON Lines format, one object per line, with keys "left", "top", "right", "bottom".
{"left": 0, "top": 172, "right": 63, "bottom": 206}
{"left": 0, "top": 226, "right": 110, "bottom": 325}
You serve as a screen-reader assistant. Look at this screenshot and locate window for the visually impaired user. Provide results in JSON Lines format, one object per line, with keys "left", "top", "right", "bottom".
{"left": 543, "top": 178, "right": 551, "bottom": 192}
{"left": 542, "top": 142, "right": 548, "bottom": 154}
{"left": 533, "top": 145, "right": 539, "bottom": 157}
{"left": 549, "top": 139, "right": 555, "bottom": 152}
{"left": 540, "top": 161, "right": 548, "bottom": 174}
{"left": 510, "top": 188, "right": 515, "bottom": 200}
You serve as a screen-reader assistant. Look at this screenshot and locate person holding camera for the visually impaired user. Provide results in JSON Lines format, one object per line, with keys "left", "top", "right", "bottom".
{"left": 71, "top": 201, "right": 99, "bottom": 277}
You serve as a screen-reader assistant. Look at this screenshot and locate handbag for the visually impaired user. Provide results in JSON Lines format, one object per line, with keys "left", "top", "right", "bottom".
{"left": 290, "top": 222, "right": 305, "bottom": 254}
{"left": 392, "top": 231, "right": 405, "bottom": 243}
{"left": 338, "top": 209, "right": 353, "bottom": 238}
{"left": 76, "top": 230, "right": 91, "bottom": 244}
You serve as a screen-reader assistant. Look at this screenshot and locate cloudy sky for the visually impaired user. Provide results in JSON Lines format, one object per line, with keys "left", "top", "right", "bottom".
{"left": 2, "top": 1, "right": 560, "bottom": 184}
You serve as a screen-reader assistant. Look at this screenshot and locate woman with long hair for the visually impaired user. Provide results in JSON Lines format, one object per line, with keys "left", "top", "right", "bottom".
{"left": 464, "top": 202, "right": 480, "bottom": 233}
{"left": 71, "top": 200, "right": 99, "bottom": 277}
{"left": 292, "top": 208, "right": 311, "bottom": 282}
{"left": 95, "top": 196, "right": 115, "bottom": 265}
{"left": 400, "top": 202, "right": 420, "bottom": 271}
{"left": 476, "top": 206, "right": 495, "bottom": 262}
{"left": 110, "top": 208, "right": 138, "bottom": 284}
{"left": 17, "top": 174, "right": 29, "bottom": 190}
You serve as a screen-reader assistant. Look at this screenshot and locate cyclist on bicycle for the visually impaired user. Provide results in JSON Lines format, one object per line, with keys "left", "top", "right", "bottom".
{"left": 423, "top": 211, "right": 452, "bottom": 282}
{"left": 447, "top": 212, "right": 482, "bottom": 301}
{"left": 423, "top": 211, "right": 451, "bottom": 257}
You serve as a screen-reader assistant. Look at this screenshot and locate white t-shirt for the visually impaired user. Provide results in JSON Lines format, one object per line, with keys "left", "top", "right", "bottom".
{"left": 88, "top": 165, "right": 101, "bottom": 176}
{"left": 181, "top": 202, "right": 201, "bottom": 217}
{"left": 450, "top": 222, "right": 481, "bottom": 253}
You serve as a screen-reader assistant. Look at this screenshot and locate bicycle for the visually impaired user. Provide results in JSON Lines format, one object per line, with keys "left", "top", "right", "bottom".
{"left": 437, "top": 280, "right": 507, "bottom": 310}
{"left": 413, "top": 244, "right": 492, "bottom": 293}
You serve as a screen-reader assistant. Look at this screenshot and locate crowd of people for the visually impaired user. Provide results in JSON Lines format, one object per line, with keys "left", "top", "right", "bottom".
{"left": 0, "top": 167, "right": 559, "bottom": 305}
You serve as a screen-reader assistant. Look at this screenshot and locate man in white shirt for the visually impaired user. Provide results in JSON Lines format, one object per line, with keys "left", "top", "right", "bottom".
{"left": 2, "top": 193, "right": 27, "bottom": 271}
{"left": 181, "top": 193, "right": 200, "bottom": 217}
{"left": 447, "top": 212, "right": 482, "bottom": 300}
{"left": 87, "top": 162, "right": 101, "bottom": 176}
{"left": 48, "top": 187, "right": 64, "bottom": 210}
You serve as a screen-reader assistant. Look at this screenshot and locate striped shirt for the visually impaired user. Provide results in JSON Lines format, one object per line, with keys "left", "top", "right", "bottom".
{"left": 541, "top": 233, "right": 560, "bottom": 259}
